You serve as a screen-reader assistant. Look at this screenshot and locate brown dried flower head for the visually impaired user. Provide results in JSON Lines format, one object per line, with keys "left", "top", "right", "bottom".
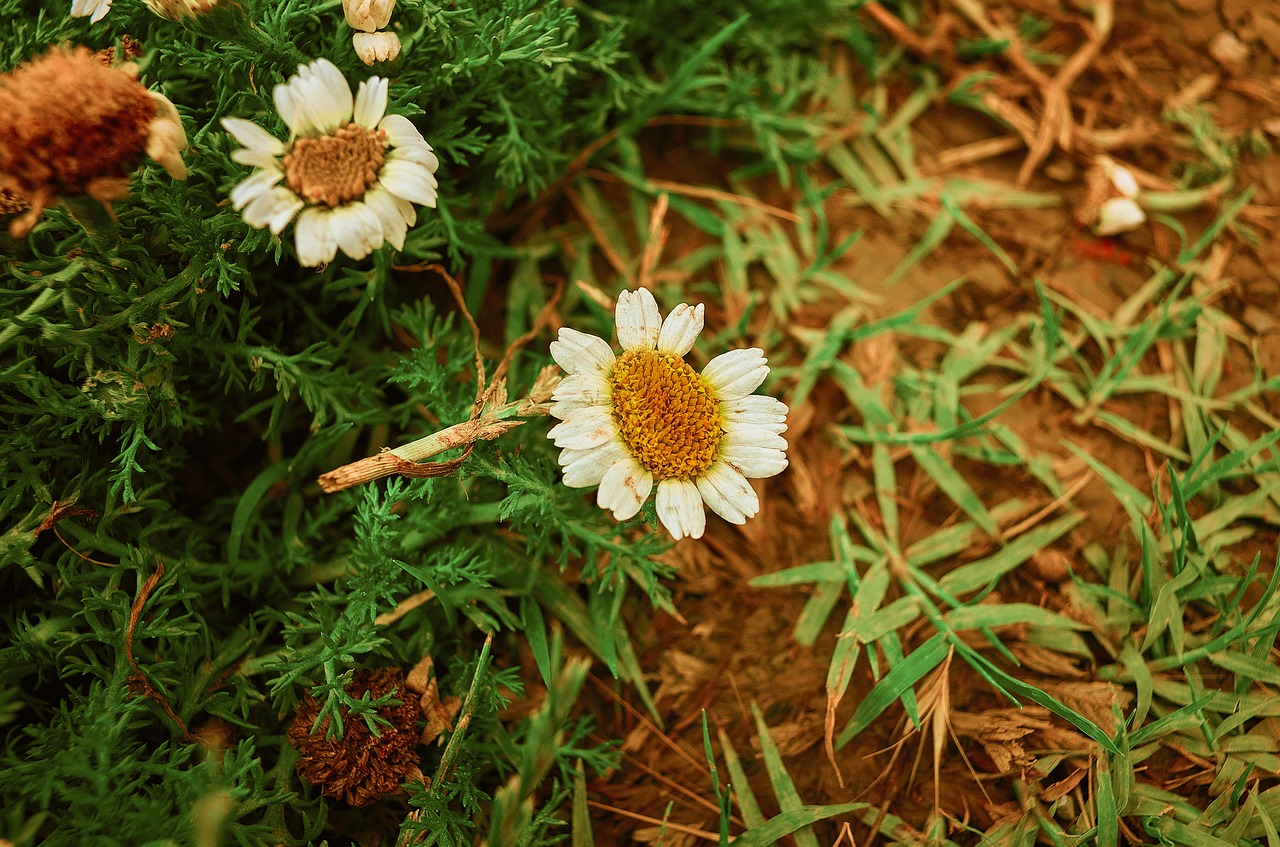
{"left": 0, "top": 186, "right": 28, "bottom": 216}
{"left": 288, "top": 668, "right": 421, "bottom": 807}
{"left": 0, "top": 47, "right": 188, "bottom": 237}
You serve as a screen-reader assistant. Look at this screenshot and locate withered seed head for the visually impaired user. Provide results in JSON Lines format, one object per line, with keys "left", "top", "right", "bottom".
{"left": 0, "top": 47, "right": 187, "bottom": 237}
{"left": 0, "top": 186, "right": 28, "bottom": 216}
{"left": 288, "top": 668, "right": 421, "bottom": 807}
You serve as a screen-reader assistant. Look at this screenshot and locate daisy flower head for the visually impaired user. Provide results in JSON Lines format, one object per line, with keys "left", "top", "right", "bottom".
{"left": 549, "top": 288, "right": 789, "bottom": 540}
{"left": 70, "top": 0, "right": 112, "bottom": 22}
{"left": 221, "top": 58, "right": 439, "bottom": 267}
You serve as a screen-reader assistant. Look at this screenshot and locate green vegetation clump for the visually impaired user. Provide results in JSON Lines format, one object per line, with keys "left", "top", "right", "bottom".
{"left": 0, "top": 0, "right": 856, "bottom": 843}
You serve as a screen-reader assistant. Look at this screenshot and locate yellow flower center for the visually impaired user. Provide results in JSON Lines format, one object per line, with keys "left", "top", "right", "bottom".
{"left": 608, "top": 350, "right": 723, "bottom": 481}
{"left": 282, "top": 122, "right": 387, "bottom": 207}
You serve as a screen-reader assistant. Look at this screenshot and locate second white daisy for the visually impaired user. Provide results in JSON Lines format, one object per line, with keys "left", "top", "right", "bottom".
{"left": 549, "top": 288, "right": 789, "bottom": 540}
{"left": 222, "top": 58, "right": 439, "bottom": 267}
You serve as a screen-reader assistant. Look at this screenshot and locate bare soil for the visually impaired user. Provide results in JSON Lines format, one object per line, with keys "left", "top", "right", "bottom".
{"left": 567, "top": 0, "right": 1280, "bottom": 843}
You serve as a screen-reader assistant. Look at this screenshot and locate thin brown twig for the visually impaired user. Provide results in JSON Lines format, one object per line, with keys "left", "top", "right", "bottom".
{"left": 125, "top": 560, "right": 189, "bottom": 738}
{"left": 317, "top": 267, "right": 564, "bottom": 493}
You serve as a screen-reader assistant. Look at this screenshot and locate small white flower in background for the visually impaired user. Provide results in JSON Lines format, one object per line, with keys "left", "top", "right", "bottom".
{"left": 354, "top": 32, "right": 401, "bottom": 66}
{"left": 344, "top": 0, "right": 394, "bottom": 31}
{"left": 549, "top": 288, "right": 789, "bottom": 541}
{"left": 221, "top": 58, "right": 439, "bottom": 267}
{"left": 1077, "top": 155, "right": 1145, "bottom": 236}
{"left": 1093, "top": 157, "right": 1145, "bottom": 236}
{"left": 70, "top": 0, "right": 111, "bottom": 22}
{"left": 1095, "top": 197, "right": 1146, "bottom": 237}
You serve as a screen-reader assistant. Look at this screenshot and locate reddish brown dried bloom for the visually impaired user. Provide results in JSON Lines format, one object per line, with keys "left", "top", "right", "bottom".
{"left": 288, "top": 668, "right": 421, "bottom": 807}
{"left": 0, "top": 47, "right": 187, "bottom": 237}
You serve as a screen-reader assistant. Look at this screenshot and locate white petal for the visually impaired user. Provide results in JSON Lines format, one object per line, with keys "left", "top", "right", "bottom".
{"left": 722, "top": 445, "right": 788, "bottom": 479}
{"left": 294, "top": 207, "right": 338, "bottom": 267}
{"left": 615, "top": 288, "right": 662, "bottom": 352}
{"left": 547, "top": 407, "right": 616, "bottom": 450}
{"left": 696, "top": 462, "right": 759, "bottom": 524}
{"left": 362, "top": 187, "right": 407, "bottom": 250}
{"left": 330, "top": 202, "right": 385, "bottom": 260}
{"left": 1095, "top": 197, "right": 1146, "bottom": 236}
{"left": 272, "top": 82, "right": 301, "bottom": 136}
{"left": 655, "top": 478, "right": 706, "bottom": 540}
{"left": 723, "top": 427, "right": 787, "bottom": 452}
{"left": 387, "top": 143, "right": 441, "bottom": 172}
{"left": 702, "top": 348, "right": 768, "bottom": 401}
{"left": 221, "top": 118, "right": 285, "bottom": 156}
{"left": 231, "top": 147, "right": 283, "bottom": 169}
{"left": 229, "top": 168, "right": 283, "bottom": 210}
{"left": 392, "top": 193, "right": 417, "bottom": 226}
{"left": 243, "top": 187, "right": 303, "bottom": 235}
{"left": 598, "top": 458, "right": 653, "bottom": 522}
{"left": 561, "top": 441, "right": 627, "bottom": 488}
{"left": 353, "top": 77, "right": 388, "bottom": 129}
{"left": 551, "top": 371, "right": 610, "bottom": 405}
{"left": 1107, "top": 161, "right": 1140, "bottom": 198}
{"left": 723, "top": 395, "right": 789, "bottom": 434}
{"left": 380, "top": 160, "right": 438, "bottom": 208}
{"left": 550, "top": 328, "right": 615, "bottom": 376}
{"left": 379, "top": 114, "right": 430, "bottom": 149}
{"left": 726, "top": 394, "right": 789, "bottom": 421}
{"left": 300, "top": 59, "right": 354, "bottom": 134}
{"left": 656, "top": 302, "right": 703, "bottom": 356}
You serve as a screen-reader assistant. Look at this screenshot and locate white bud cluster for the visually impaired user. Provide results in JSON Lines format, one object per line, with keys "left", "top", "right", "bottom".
{"left": 343, "top": 0, "right": 401, "bottom": 66}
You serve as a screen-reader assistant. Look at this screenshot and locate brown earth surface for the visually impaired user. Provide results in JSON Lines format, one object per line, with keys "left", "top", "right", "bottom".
{"left": 536, "top": 0, "right": 1280, "bottom": 844}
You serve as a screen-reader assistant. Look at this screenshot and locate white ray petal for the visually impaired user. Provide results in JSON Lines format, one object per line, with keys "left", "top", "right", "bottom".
{"left": 243, "top": 187, "right": 303, "bottom": 235}
{"left": 722, "top": 445, "right": 788, "bottom": 479}
{"left": 598, "top": 458, "right": 653, "bottom": 521}
{"left": 330, "top": 202, "right": 385, "bottom": 260}
{"left": 696, "top": 462, "right": 759, "bottom": 524}
{"left": 378, "top": 114, "right": 431, "bottom": 148}
{"left": 362, "top": 187, "right": 407, "bottom": 250}
{"left": 561, "top": 441, "right": 627, "bottom": 488}
{"left": 656, "top": 302, "right": 703, "bottom": 356}
{"left": 655, "top": 478, "right": 706, "bottom": 540}
{"left": 353, "top": 77, "right": 389, "bottom": 129}
{"left": 547, "top": 407, "right": 616, "bottom": 450}
{"left": 701, "top": 348, "right": 768, "bottom": 401}
{"left": 229, "top": 168, "right": 283, "bottom": 210}
{"left": 294, "top": 207, "right": 338, "bottom": 267}
{"left": 549, "top": 328, "right": 615, "bottom": 376}
{"left": 380, "top": 160, "right": 438, "bottom": 208}
{"left": 615, "top": 288, "right": 662, "bottom": 352}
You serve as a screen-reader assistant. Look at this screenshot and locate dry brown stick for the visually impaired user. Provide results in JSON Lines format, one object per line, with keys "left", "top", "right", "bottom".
{"left": 317, "top": 268, "right": 564, "bottom": 494}
{"left": 1016, "top": 1, "right": 1114, "bottom": 186}
{"left": 637, "top": 191, "right": 669, "bottom": 291}
{"left": 124, "top": 559, "right": 189, "bottom": 738}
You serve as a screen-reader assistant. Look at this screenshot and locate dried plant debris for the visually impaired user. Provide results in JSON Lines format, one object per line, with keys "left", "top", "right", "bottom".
{"left": 288, "top": 668, "right": 423, "bottom": 807}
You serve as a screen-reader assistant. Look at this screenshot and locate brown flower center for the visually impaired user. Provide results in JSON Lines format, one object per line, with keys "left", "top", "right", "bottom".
{"left": 608, "top": 350, "right": 723, "bottom": 481}
{"left": 281, "top": 122, "right": 387, "bottom": 207}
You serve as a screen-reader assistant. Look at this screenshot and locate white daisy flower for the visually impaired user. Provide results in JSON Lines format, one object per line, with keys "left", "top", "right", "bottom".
{"left": 70, "top": 0, "right": 112, "bottom": 22}
{"left": 221, "top": 58, "right": 439, "bottom": 267}
{"left": 548, "top": 288, "right": 789, "bottom": 540}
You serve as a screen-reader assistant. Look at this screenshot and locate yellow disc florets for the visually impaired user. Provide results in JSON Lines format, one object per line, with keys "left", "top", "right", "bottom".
{"left": 608, "top": 350, "right": 723, "bottom": 481}
{"left": 281, "top": 122, "right": 387, "bottom": 208}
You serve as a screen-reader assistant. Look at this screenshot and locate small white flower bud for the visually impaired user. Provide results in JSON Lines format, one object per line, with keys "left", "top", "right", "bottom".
{"left": 343, "top": 0, "right": 394, "bottom": 32}
{"left": 1095, "top": 197, "right": 1146, "bottom": 236}
{"left": 1102, "top": 158, "right": 1140, "bottom": 199}
{"left": 353, "top": 31, "right": 401, "bottom": 65}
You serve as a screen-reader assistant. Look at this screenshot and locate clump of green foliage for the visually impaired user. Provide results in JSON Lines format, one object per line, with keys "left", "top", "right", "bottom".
{"left": 0, "top": 0, "right": 863, "bottom": 843}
